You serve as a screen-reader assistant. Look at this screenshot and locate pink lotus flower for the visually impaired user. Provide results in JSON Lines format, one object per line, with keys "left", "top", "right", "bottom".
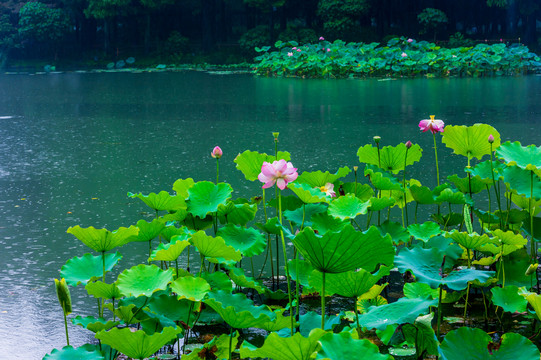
{"left": 319, "top": 37, "right": 325, "bottom": 41}
{"left": 287, "top": 52, "right": 293, "bottom": 57}
{"left": 405, "top": 140, "right": 412, "bottom": 149}
{"left": 327, "top": 48, "right": 331, "bottom": 52}
{"left": 211, "top": 146, "right": 222, "bottom": 159}
{"left": 258, "top": 159, "right": 298, "bottom": 190}
{"left": 292, "top": 47, "right": 297, "bottom": 50}
{"left": 401, "top": 52, "right": 407, "bottom": 57}
{"left": 296, "top": 49, "right": 301, "bottom": 52}
{"left": 407, "top": 38, "right": 413, "bottom": 43}
{"left": 419, "top": 115, "right": 445, "bottom": 134}
{"left": 320, "top": 183, "right": 336, "bottom": 197}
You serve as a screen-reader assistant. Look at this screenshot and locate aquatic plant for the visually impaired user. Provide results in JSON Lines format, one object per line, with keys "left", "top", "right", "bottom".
{"left": 45, "top": 121, "right": 541, "bottom": 359}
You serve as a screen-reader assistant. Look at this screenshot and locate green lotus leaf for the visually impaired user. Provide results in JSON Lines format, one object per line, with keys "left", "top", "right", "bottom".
{"left": 190, "top": 231, "right": 241, "bottom": 264}
{"left": 491, "top": 285, "right": 527, "bottom": 313}
{"left": 441, "top": 124, "right": 501, "bottom": 160}
{"left": 466, "top": 160, "right": 506, "bottom": 181}
{"left": 217, "top": 224, "right": 266, "bottom": 257}
{"left": 61, "top": 252, "right": 122, "bottom": 286}
{"left": 496, "top": 141, "right": 541, "bottom": 170}
{"left": 368, "top": 197, "right": 396, "bottom": 211}
{"left": 294, "top": 312, "right": 342, "bottom": 336}
{"left": 439, "top": 327, "right": 540, "bottom": 360}
{"left": 234, "top": 150, "right": 290, "bottom": 181}
{"left": 182, "top": 332, "right": 239, "bottom": 360}
{"left": 43, "top": 346, "right": 105, "bottom": 360}
{"left": 201, "top": 271, "right": 233, "bottom": 292}
{"left": 288, "top": 182, "right": 329, "bottom": 204}
{"left": 316, "top": 331, "right": 392, "bottom": 360}
{"left": 187, "top": 181, "right": 233, "bottom": 218}
{"left": 258, "top": 308, "right": 295, "bottom": 332}
{"left": 357, "top": 143, "right": 422, "bottom": 174}
{"left": 342, "top": 183, "right": 374, "bottom": 201}
{"left": 402, "top": 313, "right": 438, "bottom": 358}
{"left": 104, "top": 303, "right": 140, "bottom": 325}
{"left": 203, "top": 290, "right": 275, "bottom": 329}
{"left": 256, "top": 217, "right": 282, "bottom": 235}
{"left": 380, "top": 178, "right": 421, "bottom": 209}
{"left": 268, "top": 195, "right": 303, "bottom": 211}
{"left": 289, "top": 259, "right": 316, "bottom": 288}
{"left": 147, "top": 294, "right": 198, "bottom": 328}
{"left": 403, "top": 282, "right": 440, "bottom": 300}
{"left": 395, "top": 247, "right": 495, "bottom": 290}
{"left": 72, "top": 316, "right": 120, "bottom": 333}
{"left": 445, "top": 230, "right": 491, "bottom": 250}
{"left": 172, "top": 178, "right": 195, "bottom": 198}
{"left": 292, "top": 225, "right": 394, "bottom": 274}
{"left": 377, "top": 221, "right": 409, "bottom": 245}
{"left": 409, "top": 185, "right": 437, "bottom": 204}
{"left": 435, "top": 188, "right": 470, "bottom": 205}
{"left": 432, "top": 212, "right": 464, "bottom": 227}
{"left": 170, "top": 276, "right": 210, "bottom": 301}
{"left": 321, "top": 267, "right": 389, "bottom": 298}
{"left": 162, "top": 208, "right": 188, "bottom": 223}
{"left": 496, "top": 249, "right": 533, "bottom": 288}
{"left": 284, "top": 203, "right": 327, "bottom": 227}
{"left": 160, "top": 225, "right": 191, "bottom": 242}
{"left": 509, "top": 193, "right": 541, "bottom": 214}
{"left": 425, "top": 236, "right": 464, "bottom": 269}
{"left": 490, "top": 229, "right": 528, "bottom": 252}
{"left": 67, "top": 225, "right": 138, "bottom": 253}
{"left": 217, "top": 201, "right": 257, "bottom": 226}
{"left": 358, "top": 297, "right": 437, "bottom": 330}
{"left": 526, "top": 293, "right": 541, "bottom": 321}
{"left": 310, "top": 212, "right": 349, "bottom": 235}
{"left": 128, "top": 191, "right": 187, "bottom": 212}
{"left": 133, "top": 219, "right": 165, "bottom": 243}
{"left": 96, "top": 326, "right": 182, "bottom": 360}
{"left": 448, "top": 174, "right": 488, "bottom": 193}
{"left": 296, "top": 166, "right": 351, "bottom": 187}
{"left": 522, "top": 216, "right": 541, "bottom": 242}
{"left": 227, "top": 266, "right": 267, "bottom": 294}
{"left": 183, "top": 213, "right": 213, "bottom": 231}
{"left": 502, "top": 165, "right": 541, "bottom": 200}
{"left": 407, "top": 222, "right": 441, "bottom": 242}
{"left": 364, "top": 165, "right": 402, "bottom": 190}
{"left": 85, "top": 281, "right": 121, "bottom": 300}
{"left": 357, "top": 295, "right": 388, "bottom": 314}
{"left": 149, "top": 238, "right": 190, "bottom": 262}
{"left": 327, "top": 194, "right": 370, "bottom": 220}
{"left": 116, "top": 264, "right": 174, "bottom": 297}
{"left": 240, "top": 331, "right": 322, "bottom": 360}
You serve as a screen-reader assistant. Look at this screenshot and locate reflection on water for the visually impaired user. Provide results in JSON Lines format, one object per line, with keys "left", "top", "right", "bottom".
{"left": 0, "top": 71, "right": 540, "bottom": 359}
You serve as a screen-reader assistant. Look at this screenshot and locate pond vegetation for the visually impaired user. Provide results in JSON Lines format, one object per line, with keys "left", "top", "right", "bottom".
{"left": 45, "top": 119, "right": 541, "bottom": 359}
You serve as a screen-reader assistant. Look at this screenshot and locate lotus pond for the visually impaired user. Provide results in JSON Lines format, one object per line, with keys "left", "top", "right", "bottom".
{"left": 1, "top": 72, "right": 541, "bottom": 359}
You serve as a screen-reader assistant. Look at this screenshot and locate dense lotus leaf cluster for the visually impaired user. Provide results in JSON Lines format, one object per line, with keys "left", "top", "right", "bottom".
{"left": 46, "top": 122, "right": 541, "bottom": 359}
{"left": 253, "top": 37, "right": 541, "bottom": 78}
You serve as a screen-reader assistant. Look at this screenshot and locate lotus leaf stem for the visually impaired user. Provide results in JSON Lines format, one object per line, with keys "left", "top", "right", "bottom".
{"left": 321, "top": 271, "right": 326, "bottom": 330}
{"left": 278, "top": 191, "right": 294, "bottom": 334}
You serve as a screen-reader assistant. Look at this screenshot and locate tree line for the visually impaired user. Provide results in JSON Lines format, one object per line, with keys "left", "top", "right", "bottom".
{"left": 0, "top": 0, "right": 539, "bottom": 66}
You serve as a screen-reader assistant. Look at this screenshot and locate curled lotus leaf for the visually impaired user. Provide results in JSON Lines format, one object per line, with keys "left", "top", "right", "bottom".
{"left": 201, "top": 271, "right": 233, "bottom": 292}
{"left": 172, "top": 178, "right": 195, "bottom": 198}
{"left": 407, "top": 221, "right": 441, "bottom": 242}
{"left": 364, "top": 165, "right": 403, "bottom": 190}
{"left": 296, "top": 166, "right": 351, "bottom": 187}
{"left": 96, "top": 326, "right": 182, "bottom": 360}
{"left": 409, "top": 185, "right": 437, "bottom": 204}
{"left": 190, "top": 231, "right": 241, "bottom": 264}
{"left": 170, "top": 276, "right": 210, "bottom": 301}
{"left": 292, "top": 225, "right": 394, "bottom": 274}
{"left": 284, "top": 203, "right": 327, "bottom": 227}
{"left": 526, "top": 293, "right": 541, "bottom": 321}
{"left": 234, "top": 150, "right": 290, "bottom": 181}
{"left": 147, "top": 294, "right": 198, "bottom": 326}
{"left": 328, "top": 194, "right": 370, "bottom": 220}
{"left": 448, "top": 174, "right": 489, "bottom": 193}
{"left": 496, "top": 141, "right": 541, "bottom": 170}
{"left": 227, "top": 266, "right": 267, "bottom": 294}
{"left": 85, "top": 281, "right": 121, "bottom": 300}
{"left": 395, "top": 247, "right": 495, "bottom": 290}
{"left": 149, "top": 238, "right": 190, "bottom": 262}
{"left": 317, "top": 331, "right": 393, "bottom": 360}
{"left": 116, "top": 264, "right": 174, "bottom": 297}
{"left": 72, "top": 316, "right": 120, "bottom": 333}
{"left": 258, "top": 308, "right": 295, "bottom": 332}
{"left": 217, "top": 224, "right": 266, "bottom": 257}
{"left": 187, "top": 181, "right": 233, "bottom": 218}
{"left": 358, "top": 297, "right": 437, "bottom": 331}
{"left": 342, "top": 182, "right": 374, "bottom": 201}
{"left": 217, "top": 201, "right": 257, "bottom": 226}
{"left": 357, "top": 143, "right": 422, "bottom": 174}
{"left": 43, "top": 346, "right": 105, "bottom": 360}
{"left": 239, "top": 331, "right": 322, "bottom": 360}
{"left": 441, "top": 124, "right": 501, "bottom": 160}
{"left": 376, "top": 221, "right": 409, "bottom": 245}
{"left": 402, "top": 313, "right": 439, "bottom": 358}
{"left": 203, "top": 290, "right": 275, "bottom": 329}
{"left": 288, "top": 182, "right": 329, "bottom": 204}
{"left": 160, "top": 225, "right": 191, "bottom": 242}
{"left": 133, "top": 219, "right": 165, "bottom": 243}
{"left": 320, "top": 267, "right": 390, "bottom": 298}
{"left": 439, "top": 327, "right": 540, "bottom": 360}
{"left": 310, "top": 212, "right": 349, "bottom": 235}
{"left": 67, "top": 225, "right": 138, "bottom": 253}
{"left": 368, "top": 196, "right": 395, "bottom": 211}
{"left": 491, "top": 285, "right": 527, "bottom": 313}
{"left": 502, "top": 165, "right": 541, "bottom": 200}
{"left": 128, "top": 191, "right": 187, "bottom": 212}
{"left": 466, "top": 160, "right": 506, "bottom": 181}
{"left": 445, "top": 230, "right": 491, "bottom": 250}
{"left": 60, "top": 252, "right": 122, "bottom": 286}
{"left": 435, "top": 188, "right": 471, "bottom": 205}
{"left": 182, "top": 332, "right": 239, "bottom": 360}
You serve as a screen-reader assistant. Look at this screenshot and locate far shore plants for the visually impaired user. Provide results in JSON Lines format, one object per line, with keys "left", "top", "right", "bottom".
{"left": 45, "top": 120, "right": 541, "bottom": 360}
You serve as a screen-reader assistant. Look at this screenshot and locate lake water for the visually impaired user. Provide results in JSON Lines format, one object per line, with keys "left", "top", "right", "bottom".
{"left": 0, "top": 71, "right": 540, "bottom": 359}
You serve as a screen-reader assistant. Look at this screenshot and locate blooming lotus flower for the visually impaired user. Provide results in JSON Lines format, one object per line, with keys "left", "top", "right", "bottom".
{"left": 419, "top": 115, "right": 445, "bottom": 134}
{"left": 401, "top": 52, "right": 407, "bottom": 57}
{"left": 211, "top": 146, "right": 222, "bottom": 159}
{"left": 292, "top": 47, "right": 297, "bottom": 50}
{"left": 258, "top": 159, "right": 298, "bottom": 190}
{"left": 407, "top": 38, "right": 413, "bottom": 43}
{"left": 296, "top": 49, "right": 301, "bottom": 52}
{"left": 327, "top": 48, "right": 331, "bottom": 52}
{"left": 319, "top": 36, "right": 325, "bottom": 41}
{"left": 287, "top": 52, "right": 293, "bottom": 57}
{"left": 320, "top": 183, "right": 336, "bottom": 197}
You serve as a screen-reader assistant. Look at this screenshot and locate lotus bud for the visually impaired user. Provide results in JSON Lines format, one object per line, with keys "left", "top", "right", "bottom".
{"left": 54, "top": 278, "right": 72, "bottom": 315}
{"left": 353, "top": 166, "right": 358, "bottom": 172}
{"left": 488, "top": 134, "right": 495, "bottom": 144}
{"left": 211, "top": 146, "right": 222, "bottom": 159}
{"left": 373, "top": 136, "right": 381, "bottom": 144}
{"left": 526, "top": 263, "right": 538, "bottom": 276}
{"left": 405, "top": 141, "right": 412, "bottom": 149}
{"left": 272, "top": 132, "right": 279, "bottom": 141}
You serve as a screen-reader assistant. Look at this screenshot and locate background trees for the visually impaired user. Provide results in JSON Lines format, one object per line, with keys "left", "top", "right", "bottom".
{"left": 0, "top": 0, "right": 539, "bottom": 65}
